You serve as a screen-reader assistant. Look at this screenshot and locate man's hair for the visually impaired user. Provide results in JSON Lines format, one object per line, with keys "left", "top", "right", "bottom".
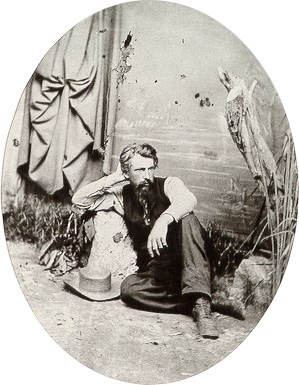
{"left": 119, "top": 143, "right": 158, "bottom": 174}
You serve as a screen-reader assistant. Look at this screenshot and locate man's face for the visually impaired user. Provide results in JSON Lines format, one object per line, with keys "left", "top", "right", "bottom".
{"left": 125, "top": 154, "right": 156, "bottom": 187}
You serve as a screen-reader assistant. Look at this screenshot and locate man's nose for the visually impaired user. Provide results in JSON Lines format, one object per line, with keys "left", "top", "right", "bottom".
{"left": 144, "top": 169, "right": 150, "bottom": 180}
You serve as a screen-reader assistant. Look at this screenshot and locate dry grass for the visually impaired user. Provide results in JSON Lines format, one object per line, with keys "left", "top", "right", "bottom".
{"left": 206, "top": 221, "right": 251, "bottom": 278}
{"left": 2, "top": 194, "right": 72, "bottom": 248}
{"left": 259, "top": 133, "right": 298, "bottom": 295}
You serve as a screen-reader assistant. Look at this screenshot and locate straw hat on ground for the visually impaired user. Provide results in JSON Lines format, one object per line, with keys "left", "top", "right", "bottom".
{"left": 64, "top": 265, "right": 122, "bottom": 301}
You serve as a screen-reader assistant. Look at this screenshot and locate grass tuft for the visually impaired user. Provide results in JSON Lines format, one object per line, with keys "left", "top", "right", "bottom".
{"left": 3, "top": 194, "right": 72, "bottom": 248}
{"left": 206, "top": 221, "right": 251, "bottom": 278}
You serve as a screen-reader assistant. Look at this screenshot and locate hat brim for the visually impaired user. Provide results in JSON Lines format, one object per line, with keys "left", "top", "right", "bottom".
{"left": 64, "top": 274, "right": 122, "bottom": 301}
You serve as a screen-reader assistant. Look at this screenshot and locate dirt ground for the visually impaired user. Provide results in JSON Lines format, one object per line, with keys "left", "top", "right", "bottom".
{"left": 8, "top": 241, "right": 261, "bottom": 385}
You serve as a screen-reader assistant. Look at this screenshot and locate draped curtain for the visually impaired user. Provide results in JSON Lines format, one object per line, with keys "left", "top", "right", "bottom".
{"left": 17, "top": 7, "right": 122, "bottom": 196}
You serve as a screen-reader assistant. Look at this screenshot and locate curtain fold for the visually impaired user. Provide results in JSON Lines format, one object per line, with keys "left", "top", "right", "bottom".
{"left": 17, "top": 7, "right": 122, "bottom": 195}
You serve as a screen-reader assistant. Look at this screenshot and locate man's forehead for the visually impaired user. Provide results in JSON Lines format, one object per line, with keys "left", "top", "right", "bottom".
{"left": 129, "top": 154, "right": 155, "bottom": 168}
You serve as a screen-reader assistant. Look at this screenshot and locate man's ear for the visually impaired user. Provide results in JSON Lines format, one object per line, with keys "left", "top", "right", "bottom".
{"left": 123, "top": 172, "right": 130, "bottom": 180}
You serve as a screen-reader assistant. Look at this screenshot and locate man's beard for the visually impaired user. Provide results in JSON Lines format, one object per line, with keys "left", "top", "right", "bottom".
{"left": 134, "top": 180, "right": 155, "bottom": 225}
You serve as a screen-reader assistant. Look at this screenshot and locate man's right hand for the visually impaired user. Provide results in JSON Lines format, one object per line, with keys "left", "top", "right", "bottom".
{"left": 147, "top": 213, "right": 173, "bottom": 257}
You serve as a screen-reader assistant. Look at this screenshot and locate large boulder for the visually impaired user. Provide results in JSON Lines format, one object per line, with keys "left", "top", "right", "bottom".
{"left": 211, "top": 255, "right": 273, "bottom": 319}
{"left": 229, "top": 255, "right": 273, "bottom": 313}
{"left": 88, "top": 211, "right": 137, "bottom": 280}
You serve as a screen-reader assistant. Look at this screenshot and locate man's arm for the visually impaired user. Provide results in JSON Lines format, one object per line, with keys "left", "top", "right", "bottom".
{"left": 147, "top": 176, "right": 197, "bottom": 257}
{"left": 162, "top": 176, "right": 197, "bottom": 221}
{"left": 72, "top": 166, "right": 127, "bottom": 214}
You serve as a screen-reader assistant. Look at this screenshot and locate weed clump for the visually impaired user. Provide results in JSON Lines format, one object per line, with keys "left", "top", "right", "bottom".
{"left": 3, "top": 194, "right": 72, "bottom": 248}
{"left": 206, "top": 221, "right": 252, "bottom": 278}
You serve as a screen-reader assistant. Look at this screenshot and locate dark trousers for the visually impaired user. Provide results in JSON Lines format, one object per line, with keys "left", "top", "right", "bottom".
{"left": 120, "top": 213, "right": 212, "bottom": 314}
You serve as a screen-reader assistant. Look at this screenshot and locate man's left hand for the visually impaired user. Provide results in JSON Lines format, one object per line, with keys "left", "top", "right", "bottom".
{"left": 147, "top": 214, "right": 173, "bottom": 257}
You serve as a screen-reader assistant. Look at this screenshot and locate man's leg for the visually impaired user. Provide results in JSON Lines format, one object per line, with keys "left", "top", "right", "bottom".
{"left": 120, "top": 213, "right": 218, "bottom": 338}
{"left": 179, "top": 213, "right": 219, "bottom": 339}
{"left": 179, "top": 213, "right": 212, "bottom": 297}
{"left": 120, "top": 273, "right": 192, "bottom": 314}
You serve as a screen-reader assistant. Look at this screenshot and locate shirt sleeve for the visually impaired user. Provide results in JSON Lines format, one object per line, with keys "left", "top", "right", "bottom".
{"left": 71, "top": 173, "right": 127, "bottom": 215}
{"left": 162, "top": 176, "right": 197, "bottom": 222}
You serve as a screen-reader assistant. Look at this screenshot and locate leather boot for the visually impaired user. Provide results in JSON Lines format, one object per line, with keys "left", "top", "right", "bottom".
{"left": 192, "top": 296, "right": 219, "bottom": 339}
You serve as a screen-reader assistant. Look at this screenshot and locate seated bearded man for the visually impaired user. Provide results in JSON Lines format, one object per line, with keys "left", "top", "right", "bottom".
{"left": 72, "top": 143, "right": 219, "bottom": 339}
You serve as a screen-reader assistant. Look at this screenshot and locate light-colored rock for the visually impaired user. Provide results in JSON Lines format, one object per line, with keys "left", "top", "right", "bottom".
{"left": 229, "top": 256, "right": 273, "bottom": 313}
{"left": 88, "top": 210, "right": 137, "bottom": 280}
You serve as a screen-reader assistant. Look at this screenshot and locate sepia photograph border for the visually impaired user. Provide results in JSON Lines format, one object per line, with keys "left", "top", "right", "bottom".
{"left": 0, "top": 1, "right": 298, "bottom": 385}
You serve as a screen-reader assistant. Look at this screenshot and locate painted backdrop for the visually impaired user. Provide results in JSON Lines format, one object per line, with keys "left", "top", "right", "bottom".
{"left": 2, "top": 1, "right": 289, "bottom": 235}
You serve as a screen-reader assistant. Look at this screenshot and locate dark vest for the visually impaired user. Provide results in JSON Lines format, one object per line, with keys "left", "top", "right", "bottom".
{"left": 123, "top": 177, "right": 181, "bottom": 278}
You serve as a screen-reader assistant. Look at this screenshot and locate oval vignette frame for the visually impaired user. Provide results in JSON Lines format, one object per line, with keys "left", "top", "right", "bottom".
{"left": 0, "top": 1, "right": 298, "bottom": 385}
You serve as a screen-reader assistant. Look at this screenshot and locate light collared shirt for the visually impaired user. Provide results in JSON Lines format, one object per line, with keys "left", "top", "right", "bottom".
{"left": 72, "top": 173, "right": 197, "bottom": 222}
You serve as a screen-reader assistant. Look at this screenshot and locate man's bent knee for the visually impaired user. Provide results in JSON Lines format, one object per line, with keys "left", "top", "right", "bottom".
{"left": 180, "top": 212, "right": 204, "bottom": 232}
{"left": 120, "top": 275, "right": 138, "bottom": 304}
